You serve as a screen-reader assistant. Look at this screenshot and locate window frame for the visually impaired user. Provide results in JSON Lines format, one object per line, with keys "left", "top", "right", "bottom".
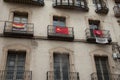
{"left": 94, "top": 56, "right": 111, "bottom": 80}
{"left": 53, "top": 16, "right": 66, "bottom": 27}
{"left": 13, "top": 12, "right": 28, "bottom": 24}
{"left": 54, "top": 53, "right": 70, "bottom": 80}
{"left": 0, "top": 44, "right": 31, "bottom": 71}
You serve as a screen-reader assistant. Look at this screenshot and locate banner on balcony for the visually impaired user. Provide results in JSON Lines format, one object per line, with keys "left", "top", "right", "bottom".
{"left": 12, "top": 22, "right": 25, "bottom": 29}
{"left": 55, "top": 27, "right": 69, "bottom": 34}
{"left": 93, "top": 30, "right": 103, "bottom": 37}
{"left": 95, "top": 37, "right": 108, "bottom": 44}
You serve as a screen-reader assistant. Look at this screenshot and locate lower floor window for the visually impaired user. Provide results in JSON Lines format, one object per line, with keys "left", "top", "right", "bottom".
{"left": 54, "top": 54, "right": 70, "bottom": 80}
{"left": 5, "top": 50, "right": 26, "bottom": 80}
{"left": 94, "top": 56, "right": 110, "bottom": 80}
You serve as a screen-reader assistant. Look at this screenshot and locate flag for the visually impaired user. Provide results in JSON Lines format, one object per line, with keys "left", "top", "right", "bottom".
{"left": 93, "top": 30, "right": 103, "bottom": 37}
{"left": 12, "top": 22, "right": 25, "bottom": 29}
{"left": 55, "top": 27, "right": 69, "bottom": 34}
{"left": 96, "top": 37, "right": 108, "bottom": 44}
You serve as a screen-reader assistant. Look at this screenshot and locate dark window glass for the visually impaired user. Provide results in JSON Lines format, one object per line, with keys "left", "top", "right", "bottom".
{"left": 94, "top": 56, "right": 110, "bottom": 80}
{"left": 54, "top": 54, "right": 69, "bottom": 80}
{"left": 93, "top": 0, "right": 107, "bottom": 7}
{"left": 89, "top": 20, "right": 100, "bottom": 37}
{"left": 13, "top": 12, "right": 28, "bottom": 23}
{"left": 6, "top": 51, "right": 26, "bottom": 80}
{"left": 53, "top": 16, "right": 66, "bottom": 27}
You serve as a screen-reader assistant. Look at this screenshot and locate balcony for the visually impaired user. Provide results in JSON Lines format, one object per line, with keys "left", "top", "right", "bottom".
{"left": 4, "top": 21, "right": 34, "bottom": 38}
{"left": 91, "top": 72, "right": 120, "bottom": 80}
{"left": 85, "top": 28, "right": 112, "bottom": 44}
{"left": 47, "top": 25, "right": 74, "bottom": 41}
{"left": 4, "top": 0, "right": 44, "bottom": 6}
{"left": 115, "top": 0, "right": 120, "bottom": 3}
{"left": 95, "top": 2, "right": 109, "bottom": 14}
{"left": 0, "top": 70, "right": 32, "bottom": 80}
{"left": 53, "top": 0, "right": 89, "bottom": 11}
{"left": 113, "top": 6, "right": 120, "bottom": 17}
{"left": 47, "top": 71, "right": 80, "bottom": 80}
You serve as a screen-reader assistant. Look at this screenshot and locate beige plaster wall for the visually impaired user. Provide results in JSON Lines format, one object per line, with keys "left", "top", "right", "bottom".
{"left": 0, "top": 0, "right": 119, "bottom": 42}
{"left": 0, "top": 0, "right": 119, "bottom": 80}
{"left": 0, "top": 38, "right": 115, "bottom": 80}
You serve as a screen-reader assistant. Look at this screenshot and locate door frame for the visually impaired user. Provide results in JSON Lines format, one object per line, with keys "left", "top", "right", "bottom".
{"left": 0, "top": 44, "right": 31, "bottom": 71}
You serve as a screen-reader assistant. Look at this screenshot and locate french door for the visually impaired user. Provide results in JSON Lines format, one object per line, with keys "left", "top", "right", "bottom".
{"left": 89, "top": 24, "right": 99, "bottom": 37}
{"left": 95, "top": 56, "right": 110, "bottom": 80}
{"left": 54, "top": 54, "right": 70, "bottom": 80}
{"left": 5, "top": 51, "right": 26, "bottom": 80}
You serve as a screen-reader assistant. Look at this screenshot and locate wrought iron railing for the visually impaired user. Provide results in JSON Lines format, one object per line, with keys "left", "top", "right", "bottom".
{"left": 0, "top": 70, "right": 32, "bottom": 80}
{"left": 53, "top": 0, "right": 89, "bottom": 11}
{"left": 113, "top": 5, "right": 120, "bottom": 17}
{"left": 4, "top": 0, "right": 44, "bottom": 6}
{"left": 95, "top": 1, "right": 109, "bottom": 14}
{"left": 47, "top": 71, "right": 80, "bottom": 80}
{"left": 4, "top": 21, "right": 34, "bottom": 36}
{"left": 91, "top": 72, "right": 120, "bottom": 80}
{"left": 47, "top": 25, "right": 74, "bottom": 38}
{"left": 115, "top": 0, "right": 120, "bottom": 3}
{"left": 85, "top": 28, "right": 110, "bottom": 39}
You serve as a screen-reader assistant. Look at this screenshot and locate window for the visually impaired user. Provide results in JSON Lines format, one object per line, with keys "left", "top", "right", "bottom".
{"left": 89, "top": 20, "right": 100, "bottom": 29}
{"left": 89, "top": 20, "right": 100, "bottom": 37}
{"left": 77, "top": 0, "right": 86, "bottom": 5}
{"left": 93, "top": 0, "right": 102, "bottom": 4}
{"left": 61, "top": 0, "right": 69, "bottom": 3}
{"left": 5, "top": 50, "right": 26, "bottom": 80}
{"left": 93, "top": 0, "right": 106, "bottom": 7}
{"left": 117, "top": 3, "right": 120, "bottom": 7}
{"left": 12, "top": 12, "right": 28, "bottom": 31}
{"left": 94, "top": 56, "right": 110, "bottom": 80}
{"left": 92, "top": 0, "right": 96, "bottom": 4}
{"left": 13, "top": 12, "right": 28, "bottom": 23}
{"left": 53, "top": 16, "right": 66, "bottom": 27}
{"left": 54, "top": 54, "right": 69, "bottom": 80}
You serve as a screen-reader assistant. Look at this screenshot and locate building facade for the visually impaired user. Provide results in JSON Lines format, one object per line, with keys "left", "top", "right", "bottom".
{"left": 0, "top": 0, "right": 120, "bottom": 80}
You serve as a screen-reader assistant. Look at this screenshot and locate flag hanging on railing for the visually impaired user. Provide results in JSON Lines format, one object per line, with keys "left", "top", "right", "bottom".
{"left": 12, "top": 22, "right": 25, "bottom": 29}
{"left": 93, "top": 30, "right": 103, "bottom": 37}
{"left": 55, "top": 27, "right": 69, "bottom": 34}
{"left": 93, "top": 30, "right": 108, "bottom": 44}
{"left": 95, "top": 37, "right": 108, "bottom": 44}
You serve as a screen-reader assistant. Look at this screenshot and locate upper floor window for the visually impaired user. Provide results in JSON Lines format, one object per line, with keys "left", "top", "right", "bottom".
{"left": 13, "top": 12, "right": 28, "bottom": 24}
{"left": 116, "top": 3, "right": 120, "bottom": 7}
{"left": 4, "top": 0, "right": 44, "bottom": 6}
{"left": 53, "top": 16, "right": 66, "bottom": 27}
{"left": 89, "top": 19, "right": 100, "bottom": 30}
{"left": 93, "top": 0, "right": 103, "bottom": 4}
{"left": 93, "top": 0, "right": 106, "bottom": 6}
{"left": 12, "top": 12, "right": 28, "bottom": 30}
{"left": 92, "top": 0, "right": 109, "bottom": 14}
{"left": 89, "top": 20, "right": 101, "bottom": 37}
{"left": 53, "top": 0, "right": 89, "bottom": 11}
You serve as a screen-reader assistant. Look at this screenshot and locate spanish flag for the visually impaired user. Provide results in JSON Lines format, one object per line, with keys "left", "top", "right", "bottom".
{"left": 12, "top": 22, "right": 25, "bottom": 29}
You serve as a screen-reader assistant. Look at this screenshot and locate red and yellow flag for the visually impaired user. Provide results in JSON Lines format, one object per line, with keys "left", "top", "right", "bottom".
{"left": 12, "top": 22, "right": 25, "bottom": 29}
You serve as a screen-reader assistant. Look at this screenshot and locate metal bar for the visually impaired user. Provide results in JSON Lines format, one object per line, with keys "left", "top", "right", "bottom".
{"left": 47, "top": 71, "right": 79, "bottom": 80}
{"left": 4, "top": 0, "right": 44, "bottom": 6}
{"left": 4, "top": 21, "right": 34, "bottom": 35}
{"left": 0, "top": 70, "right": 32, "bottom": 80}
{"left": 91, "top": 72, "right": 120, "bottom": 80}
{"left": 85, "top": 28, "right": 111, "bottom": 38}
